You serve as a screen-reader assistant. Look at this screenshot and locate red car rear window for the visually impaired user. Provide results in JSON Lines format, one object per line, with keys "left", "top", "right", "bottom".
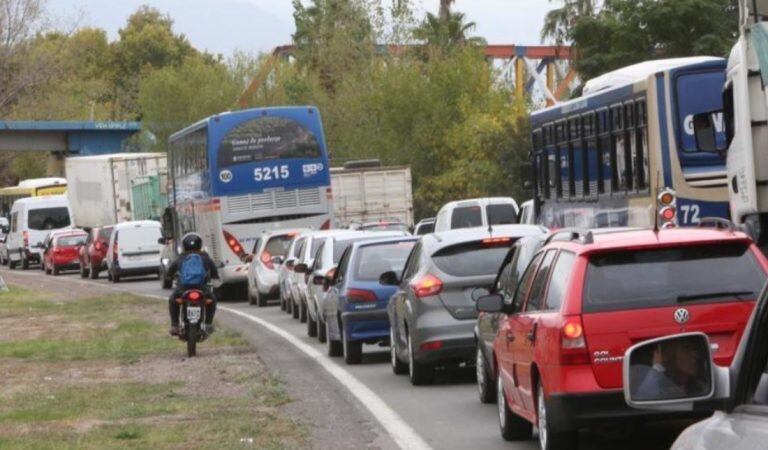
{"left": 583, "top": 243, "right": 766, "bottom": 313}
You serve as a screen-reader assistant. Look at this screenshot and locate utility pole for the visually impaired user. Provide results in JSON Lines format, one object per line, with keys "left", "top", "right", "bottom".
{"left": 439, "top": 0, "right": 454, "bottom": 22}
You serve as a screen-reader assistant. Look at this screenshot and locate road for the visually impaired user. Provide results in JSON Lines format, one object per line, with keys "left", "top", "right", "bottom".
{"left": 1, "top": 267, "right": 688, "bottom": 450}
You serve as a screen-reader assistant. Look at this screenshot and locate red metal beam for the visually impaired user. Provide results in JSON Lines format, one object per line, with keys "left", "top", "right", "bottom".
{"left": 272, "top": 44, "right": 571, "bottom": 60}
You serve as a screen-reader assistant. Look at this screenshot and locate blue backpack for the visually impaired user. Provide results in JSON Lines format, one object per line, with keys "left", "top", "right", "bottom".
{"left": 179, "top": 253, "right": 207, "bottom": 286}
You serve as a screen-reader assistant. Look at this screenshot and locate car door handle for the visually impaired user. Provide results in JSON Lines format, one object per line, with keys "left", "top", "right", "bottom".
{"left": 526, "top": 323, "right": 538, "bottom": 343}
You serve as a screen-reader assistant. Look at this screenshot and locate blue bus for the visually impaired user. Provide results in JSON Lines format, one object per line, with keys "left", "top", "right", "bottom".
{"left": 530, "top": 57, "right": 729, "bottom": 229}
{"left": 168, "top": 106, "right": 332, "bottom": 289}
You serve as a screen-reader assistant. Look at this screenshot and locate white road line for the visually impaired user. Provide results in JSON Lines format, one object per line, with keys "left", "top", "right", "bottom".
{"left": 2, "top": 270, "right": 432, "bottom": 450}
{"left": 221, "top": 306, "right": 433, "bottom": 450}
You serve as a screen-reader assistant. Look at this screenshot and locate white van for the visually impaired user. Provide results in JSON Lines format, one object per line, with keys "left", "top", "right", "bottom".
{"left": 106, "top": 220, "right": 163, "bottom": 283}
{"left": 433, "top": 197, "right": 519, "bottom": 232}
{"left": 7, "top": 195, "right": 73, "bottom": 269}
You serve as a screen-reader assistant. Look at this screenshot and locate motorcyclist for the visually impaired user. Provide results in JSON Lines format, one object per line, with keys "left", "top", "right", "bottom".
{"left": 166, "top": 233, "right": 219, "bottom": 336}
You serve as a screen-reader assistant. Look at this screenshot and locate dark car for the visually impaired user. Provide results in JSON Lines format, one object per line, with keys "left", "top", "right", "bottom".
{"left": 475, "top": 233, "right": 547, "bottom": 403}
{"left": 78, "top": 225, "right": 114, "bottom": 279}
{"left": 385, "top": 224, "right": 545, "bottom": 386}
{"left": 322, "top": 236, "right": 417, "bottom": 364}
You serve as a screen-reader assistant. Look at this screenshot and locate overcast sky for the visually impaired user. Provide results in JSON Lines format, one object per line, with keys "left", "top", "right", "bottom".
{"left": 47, "top": 0, "right": 556, "bottom": 56}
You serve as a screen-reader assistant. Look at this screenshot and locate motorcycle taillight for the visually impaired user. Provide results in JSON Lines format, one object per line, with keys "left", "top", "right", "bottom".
{"left": 184, "top": 290, "right": 203, "bottom": 304}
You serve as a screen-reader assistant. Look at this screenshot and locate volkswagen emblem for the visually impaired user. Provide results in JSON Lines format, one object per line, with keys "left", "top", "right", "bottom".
{"left": 674, "top": 308, "right": 690, "bottom": 324}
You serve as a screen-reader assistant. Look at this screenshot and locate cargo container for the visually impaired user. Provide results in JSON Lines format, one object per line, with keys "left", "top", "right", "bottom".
{"left": 130, "top": 172, "right": 168, "bottom": 222}
{"left": 65, "top": 153, "right": 166, "bottom": 228}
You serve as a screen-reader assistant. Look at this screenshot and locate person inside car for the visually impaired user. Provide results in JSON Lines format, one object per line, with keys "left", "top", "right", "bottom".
{"left": 166, "top": 233, "right": 219, "bottom": 336}
{"left": 636, "top": 339, "right": 708, "bottom": 400}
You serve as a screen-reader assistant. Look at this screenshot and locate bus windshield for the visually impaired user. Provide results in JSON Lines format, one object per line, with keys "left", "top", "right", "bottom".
{"left": 675, "top": 70, "right": 727, "bottom": 158}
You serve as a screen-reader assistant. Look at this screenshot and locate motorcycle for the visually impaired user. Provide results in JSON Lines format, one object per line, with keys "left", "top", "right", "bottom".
{"left": 176, "top": 287, "right": 213, "bottom": 357}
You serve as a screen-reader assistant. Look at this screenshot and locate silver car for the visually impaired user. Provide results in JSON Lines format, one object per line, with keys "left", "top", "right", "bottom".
{"left": 386, "top": 225, "right": 545, "bottom": 386}
{"left": 247, "top": 229, "right": 306, "bottom": 307}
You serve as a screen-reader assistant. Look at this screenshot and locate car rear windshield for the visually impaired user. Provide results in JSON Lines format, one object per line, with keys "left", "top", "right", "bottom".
{"left": 354, "top": 241, "right": 416, "bottom": 281}
{"left": 98, "top": 227, "right": 113, "bottom": 241}
{"left": 487, "top": 204, "right": 517, "bottom": 225}
{"left": 450, "top": 206, "right": 482, "bottom": 229}
{"left": 583, "top": 243, "right": 766, "bottom": 313}
{"left": 432, "top": 240, "right": 514, "bottom": 277}
{"left": 28, "top": 207, "right": 70, "bottom": 230}
{"left": 118, "top": 227, "right": 161, "bottom": 246}
{"left": 57, "top": 235, "right": 86, "bottom": 247}
{"left": 416, "top": 222, "right": 434, "bottom": 235}
{"left": 361, "top": 223, "right": 409, "bottom": 232}
{"left": 265, "top": 235, "right": 293, "bottom": 257}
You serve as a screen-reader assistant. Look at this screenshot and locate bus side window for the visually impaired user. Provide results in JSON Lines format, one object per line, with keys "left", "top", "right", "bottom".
{"left": 636, "top": 100, "right": 649, "bottom": 190}
{"left": 545, "top": 125, "right": 556, "bottom": 199}
{"left": 597, "top": 109, "right": 610, "bottom": 195}
{"left": 568, "top": 117, "right": 580, "bottom": 198}
{"left": 610, "top": 105, "right": 623, "bottom": 193}
{"left": 556, "top": 121, "right": 568, "bottom": 200}
{"left": 623, "top": 102, "right": 635, "bottom": 192}
{"left": 581, "top": 114, "right": 592, "bottom": 198}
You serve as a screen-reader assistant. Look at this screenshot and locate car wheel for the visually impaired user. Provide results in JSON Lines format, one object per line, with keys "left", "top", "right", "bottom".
{"left": 52, "top": 265, "right": 60, "bottom": 276}
{"left": 248, "top": 288, "right": 257, "bottom": 306}
{"left": 292, "top": 299, "right": 299, "bottom": 319}
{"left": 307, "top": 311, "right": 318, "bottom": 337}
{"left": 537, "top": 383, "right": 577, "bottom": 450}
{"left": 111, "top": 269, "right": 120, "bottom": 283}
{"left": 44, "top": 261, "right": 51, "bottom": 275}
{"left": 390, "top": 327, "right": 408, "bottom": 375}
{"left": 408, "top": 333, "right": 433, "bottom": 386}
{"left": 477, "top": 345, "right": 497, "bottom": 404}
{"left": 326, "top": 319, "right": 342, "bottom": 357}
{"left": 8, "top": 257, "right": 16, "bottom": 269}
{"left": 317, "top": 317, "right": 327, "bottom": 343}
{"left": 80, "top": 262, "right": 89, "bottom": 278}
{"left": 257, "top": 290, "right": 268, "bottom": 307}
{"left": 280, "top": 292, "right": 287, "bottom": 311}
{"left": 21, "top": 255, "right": 29, "bottom": 270}
{"left": 498, "top": 374, "right": 533, "bottom": 441}
{"left": 299, "top": 299, "right": 307, "bottom": 323}
{"left": 90, "top": 263, "right": 99, "bottom": 279}
{"left": 343, "top": 328, "right": 362, "bottom": 365}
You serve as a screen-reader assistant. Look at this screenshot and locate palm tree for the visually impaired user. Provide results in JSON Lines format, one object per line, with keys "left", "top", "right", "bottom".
{"left": 541, "top": 0, "right": 597, "bottom": 44}
{"left": 414, "top": 11, "right": 485, "bottom": 50}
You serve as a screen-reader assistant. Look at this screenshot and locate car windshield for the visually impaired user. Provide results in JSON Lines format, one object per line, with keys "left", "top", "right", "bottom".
{"left": 416, "top": 221, "right": 434, "bottom": 235}
{"left": 354, "top": 241, "right": 415, "bottom": 281}
{"left": 487, "top": 204, "right": 517, "bottom": 225}
{"left": 27, "top": 207, "right": 70, "bottom": 230}
{"left": 361, "top": 223, "right": 408, "bottom": 232}
{"left": 432, "top": 239, "right": 514, "bottom": 277}
{"left": 57, "top": 235, "right": 86, "bottom": 247}
{"left": 265, "top": 235, "right": 293, "bottom": 257}
{"left": 584, "top": 243, "right": 766, "bottom": 313}
{"left": 450, "top": 206, "right": 482, "bottom": 229}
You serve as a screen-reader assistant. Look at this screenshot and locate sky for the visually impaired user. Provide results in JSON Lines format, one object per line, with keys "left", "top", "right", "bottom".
{"left": 46, "top": 0, "right": 556, "bottom": 56}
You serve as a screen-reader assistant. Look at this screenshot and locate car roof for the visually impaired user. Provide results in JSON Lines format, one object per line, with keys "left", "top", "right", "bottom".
{"left": 261, "top": 228, "right": 308, "bottom": 238}
{"left": 439, "top": 197, "right": 517, "bottom": 209}
{"left": 112, "top": 220, "right": 161, "bottom": 230}
{"left": 547, "top": 228, "right": 754, "bottom": 255}
{"left": 417, "top": 217, "right": 436, "bottom": 224}
{"left": 425, "top": 224, "right": 546, "bottom": 250}
{"left": 14, "top": 195, "right": 69, "bottom": 207}
{"left": 329, "top": 231, "right": 407, "bottom": 242}
{"left": 351, "top": 235, "right": 419, "bottom": 250}
{"left": 49, "top": 229, "right": 85, "bottom": 237}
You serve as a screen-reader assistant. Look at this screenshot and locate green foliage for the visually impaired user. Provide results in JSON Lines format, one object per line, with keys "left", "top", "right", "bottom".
{"left": 10, "top": 153, "right": 46, "bottom": 181}
{"left": 413, "top": 11, "right": 486, "bottom": 57}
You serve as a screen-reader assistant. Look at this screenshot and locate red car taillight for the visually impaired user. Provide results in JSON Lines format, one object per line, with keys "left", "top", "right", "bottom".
{"left": 320, "top": 219, "right": 331, "bottom": 230}
{"left": 95, "top": 241, "right": 102, "bottom": 251}
{"left": 223, "top": 229, "right": 245, "bottom": 259}
{"left": 346, "top": 288, "right": 377, "bottom": 303}
{"left": 560, "top": 316, "right": 589, "bottom": 365}
{"left": 260, "top": 250, "right": 274, "bottom": 270}
{"left": 410, "top": 274, "right": 443, "bottom": 298}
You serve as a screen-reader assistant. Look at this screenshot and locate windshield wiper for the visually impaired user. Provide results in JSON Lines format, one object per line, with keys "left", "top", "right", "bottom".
{"left": 677, "top": 291, "right": 755, "bottom": 302}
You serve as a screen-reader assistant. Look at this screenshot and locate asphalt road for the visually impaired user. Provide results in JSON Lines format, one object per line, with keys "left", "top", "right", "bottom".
{"left": 2, "top": 267, "right": 690, "bottom": 450}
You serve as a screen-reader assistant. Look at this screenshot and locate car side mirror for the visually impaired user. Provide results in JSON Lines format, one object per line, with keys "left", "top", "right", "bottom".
{"left": 623, "top": 332, "right": 725, "bottom": 411}
{"left": 476, "top": 293, "right": 504, "bottom": 313}
{"left": 157, "top": 237, "right": 167, "bottom": 245}
{"left": 313, "top": 274, "right": 325, "bottom": 286}
{"left": 286, "top": 259, "right": 295, "bottom": 269}
{"left": 379, "top": 270, "right": 399, "bottom": 286}
{"left": 271, "top": 255, "right": 284, "bottom": 265}
{"left": 294, "top": 263, "right": 308, "bottom": 273}
{"left": 693, "top": 111, "right": 725, "bottom": 153}
{"left": 324, "top": 267, "right": 337, "bottom": 291}
{"left": 244, "top": 254, "right": 254, "bottom": 263}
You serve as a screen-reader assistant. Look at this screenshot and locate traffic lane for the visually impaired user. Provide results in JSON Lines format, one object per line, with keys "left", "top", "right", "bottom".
{"left": 44, "top": 271, "right": 687, "bottom": 450}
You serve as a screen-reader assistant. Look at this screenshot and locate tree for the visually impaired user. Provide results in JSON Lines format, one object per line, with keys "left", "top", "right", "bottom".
{"left": 413, "top": 11, "right": 485, "bottom": 55}
{"left": 541, "top": 0, "right": 597, "bottom": 44}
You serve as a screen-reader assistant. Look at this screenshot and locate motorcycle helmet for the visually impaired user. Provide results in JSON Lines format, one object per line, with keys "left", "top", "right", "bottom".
{"left": 181, "top": 233, "right": 203, "bottom": 252}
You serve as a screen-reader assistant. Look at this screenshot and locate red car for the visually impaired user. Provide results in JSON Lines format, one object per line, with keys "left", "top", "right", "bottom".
{"left": 478, "top": 226, "right": 768, "bottom": 450}
{"left": 78, "top": 226, "right": 114, "bottom": 279}
{"left": 42, "top": 230, "right": 88, "bottom": 276}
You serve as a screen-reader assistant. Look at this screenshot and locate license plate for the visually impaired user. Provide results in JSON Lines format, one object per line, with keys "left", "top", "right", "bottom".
{"left": 186, "top": 306, "right": 201, "bottom": 323}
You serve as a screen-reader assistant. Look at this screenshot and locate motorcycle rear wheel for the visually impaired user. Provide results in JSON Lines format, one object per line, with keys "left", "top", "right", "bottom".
{"left": 187, "top": 324, "right": 198, "bottom": 357}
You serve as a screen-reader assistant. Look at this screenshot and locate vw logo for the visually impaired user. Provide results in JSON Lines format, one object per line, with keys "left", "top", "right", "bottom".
{"left": 674, "top": 308, "right": 690, "bottom": 324}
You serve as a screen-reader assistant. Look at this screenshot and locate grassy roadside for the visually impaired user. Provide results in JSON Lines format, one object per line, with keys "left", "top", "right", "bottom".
{"left": 0, "top": 285, "right": 305, "bottom": 449}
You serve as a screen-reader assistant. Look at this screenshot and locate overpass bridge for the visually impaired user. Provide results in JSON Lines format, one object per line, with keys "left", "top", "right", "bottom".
{"left": 0, "top": 121, "right": 141, "bottom": 176}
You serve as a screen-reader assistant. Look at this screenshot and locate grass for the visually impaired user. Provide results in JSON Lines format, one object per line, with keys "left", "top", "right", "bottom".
{"left": 0, "top": 285, "right": 306, "bottom": 449}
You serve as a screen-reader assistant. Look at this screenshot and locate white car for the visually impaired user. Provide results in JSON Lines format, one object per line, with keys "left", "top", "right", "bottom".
{"left": 413, "top": 217, "right": 435, "bottom": 235}
{"left": 106, "top": 220, "right": 163, "bottom": 283}
{"left": 518, "top": 199, "right": 536, "bottom": 224}
{"left": 247, "top": 229, "right": 306, "bottom": 307}
{"left": 6, "top": 195, "right": 73, "bottom": 270}
{"left": 433, "top": 197, "right": 519, "bottom": 232}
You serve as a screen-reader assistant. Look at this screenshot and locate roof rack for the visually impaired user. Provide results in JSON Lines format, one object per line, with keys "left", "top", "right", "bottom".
{"left": 544, "top": 228, "right": 594, "bottom": 245}
{"left": 696, "top": 217, "right": 735, "bottom": 232}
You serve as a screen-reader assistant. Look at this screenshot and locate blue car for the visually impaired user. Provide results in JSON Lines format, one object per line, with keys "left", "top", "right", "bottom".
{"left": 323, "top": 236, "right": 418, "bottom": 364}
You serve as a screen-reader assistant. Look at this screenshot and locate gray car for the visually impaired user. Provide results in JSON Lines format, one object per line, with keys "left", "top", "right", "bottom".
{"left": 385, "top": 224, "right": 545, "bottom": 386}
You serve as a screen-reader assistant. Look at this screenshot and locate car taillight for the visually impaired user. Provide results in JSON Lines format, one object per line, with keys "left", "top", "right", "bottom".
{"left": 560, "top": 316, "right": 589, "bottom": 365}
{"left": 22, "top": 231, "right": 28, "bottom": 248}
{"left": 260, "top": 251, "right": 274, "bottom": 270}
{"left": 483, "top": 237, "right": 511, "bottom": 245}
{"left": 320, "top": 219, "right": 331, "bottom": 230}
{"left": 95, "top": 242, "right": 102, "bottom": 251}
{"left": 223, "top": 229, "right": 245, "bottom": 258}
{"left": 346, "top": 288, "right": 377, "bottom": 303}
{"left": 657, "top": 188, "right": 677, "bottom": 228}
{"left": 410, "top": 274, "right": 443, "bottom": 298}
{"left": 420, "top": 340, "right": 443, "bottom": 352}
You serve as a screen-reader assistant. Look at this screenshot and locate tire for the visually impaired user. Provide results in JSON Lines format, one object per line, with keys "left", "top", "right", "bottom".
{"left": 9, "top": 257, "right": 16, "bottom": 269}
{"left": 408, "top": 333, "right": 434, "bottom": 385}
{"left": 161, "top": 274, "right": 171, "bottom": 289}
{"left": 111, "top": 269, "right": 120, "bottom": 283}
{"left": 21, "top": 255, "right": 29, "bottom": 270}
{"left": 498, "top": 374, "right": 533, "bottom": 441}
{"left": 292, "top": 299, "right": 300, "bottom": 319}
{"left": 90, "top": 264, "right": 99, "bottom": 279}
{"left": 299, "top": 300, "right": 307, "bottom": 323}
{"left": 477, "top": 345, "right": 497, "bottom": 404}
{"left": 186, "top": 323, "right": 198, "bottom": 357}
{"left": 390, "top": 327, "right": 408, "bottom": 375}
{"left": 280, "top": 293, "right": 287, "bottom": 311}
{"left": 326, "top": 320, "right": 342, "bottom": 357}
{"left": 257, "top": 290, "right": 267, "bottom": 307}
{"left": 317, "top": 317, "right": 327, "bottom": 343}
{"left": 80, "top": 262, "right": 89, "bottom": 278}
{"left": 343, "top": 328, "right": 362, "bottom": 365}
{"left": 307, "top": 312, "right": 318, "bottom": 337}
{"left": 44, "top": 262, "right": 51, "bottom": 275}
{"left": 52, "top": 265, "right": 60, "bottom": 276}
{"left": 536, "top": 383, "right": 577, "bottom": 450}
{"left": 248, "top": 289, "right": 257, "bottom": 306}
